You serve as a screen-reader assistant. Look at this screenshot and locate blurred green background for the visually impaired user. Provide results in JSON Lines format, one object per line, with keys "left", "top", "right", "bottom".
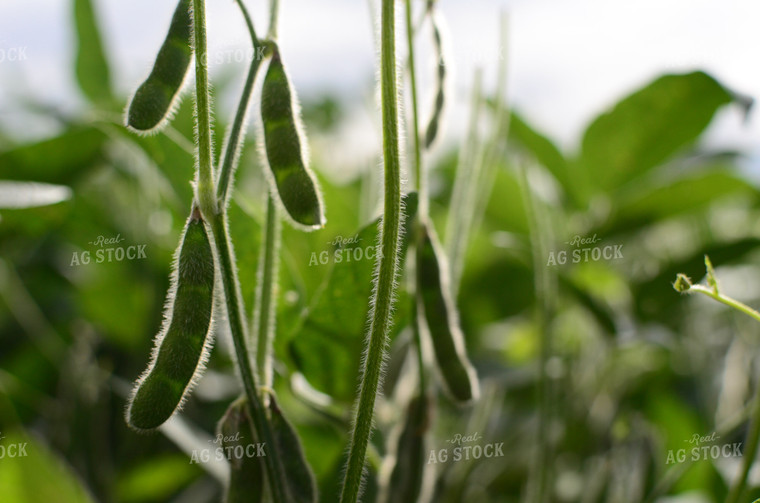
{"left": 1, "top": 1, "right": 760, "bottom": 502}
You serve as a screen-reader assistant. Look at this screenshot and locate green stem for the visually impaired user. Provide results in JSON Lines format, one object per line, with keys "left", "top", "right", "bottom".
{"left": 217, "top": 0, "right": 265, "bottom": 205}
{"left": 725, "top": 383, "right": 760, "bottom": 503}
{"left": 191, "top": 0, "right": 217, "bottom": 219}
{"left": 679, "top": 284, "right": 760, "bottom": 324}
{"left": 340, "top": 0, "right": 403, "bottom": 501}
{"left": 207, "top": 214, "right": 288, "bottom": 503}
{"left": 253, "top": 194, "right": 281, "bottom": 389}
{"left": 405, "top": 0, "right": 428, "bottom": 393}
{"left": 268, "top": 0, "right": 280, "bottom": 40}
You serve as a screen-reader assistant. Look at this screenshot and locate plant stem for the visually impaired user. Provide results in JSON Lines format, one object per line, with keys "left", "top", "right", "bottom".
{"left": 404, "top": 0, "right": 428, "bottom": 393}
{"left": 191, "top": 0, "right": 217, "bottom": 219}
{"left": 341, "top": 0, "right": 403, "bottom": 501}
{"left": 268, "top": 0, "right": 280, "bottom": 40}
{"left": 725, "top": 382, "right": 760, "bottom": 503}
{"left": 678, "top": 284, "right": 760, "bottom": 324}
{"left": 207, "top": 213, "right": 288, "bottom": 503}
{"left": 217, "top": 0, "right": 265, "bottom": 205}
{"left": 253, "top": 194, "right": 281, "bottom": 389}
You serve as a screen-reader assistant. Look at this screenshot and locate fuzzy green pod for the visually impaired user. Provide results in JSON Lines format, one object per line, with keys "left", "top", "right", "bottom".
{"left": 126, "top": 0, "right": 193, "bottom": 133}
{"left": 423, "top": 11, "right": 447, "bottom": 150}
{"left": 126, "top": 207, "right": 215, "bottom": 431}
{"left": 382, "top": 392, "right": 433, "bottom": 503}
{"left": 269, "top": 394, "right": 318, "bottom": 503}
{"left": 260, "top": 43, "right": 325, "bottom": 230}
{"left": 417, "top": 221, "right": 479, "bottom": 403}
{"left": 219, "top": 398, "right": 265, "bottom": 503}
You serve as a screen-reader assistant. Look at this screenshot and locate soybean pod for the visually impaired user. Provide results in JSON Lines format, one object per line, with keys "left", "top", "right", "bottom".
{"left": 260, "top": 42, "right": 325, "bottom": 230}
{"left": 269, "top": 394, "right": 318, "bottom": 503}
{"left": 417, "top": 221, "right": 479, "bottom": 403}
{"left": 381, "top": 392, "right": 433, "bottom": 503}
{"left": 423, "top": 10, "right": 448, "bottom": 150}
{"left": 127, "top": 206, "right": 215, "bottom": 431}
{"left": 126, "top": 0, "right": 193, "bottom": 133}
{"left": 219, "top": 398, "right": 265, "bottom": 503}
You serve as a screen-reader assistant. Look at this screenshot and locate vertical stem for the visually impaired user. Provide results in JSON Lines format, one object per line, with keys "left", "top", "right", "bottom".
{"left": 405, "top": 0, "right": 428, "bottom": 393}
{"left": 341, "top": 0, "right": 403, "bottom": 501}
{"left": 726, "top": 376, "right": 760, "bottom": 503}
{"left": 191, "top": 0, "right": 217, "bottom": 219}
{"left": 268, "top": 0, "right": 280, "bottom": 40}
{"left": 253, "top": 194, "right": 281, "bottom": 389}
{"left": 207, "top": 214, "right": 288, "bottom": 503}
{"left": 217, "top": 0, "right": 264, "bottom": 205}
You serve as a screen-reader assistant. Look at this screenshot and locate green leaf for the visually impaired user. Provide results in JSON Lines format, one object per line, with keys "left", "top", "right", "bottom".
{"left": 508, "top": 112, "right": 576, "bottom": 205}
{"left": 0, "top": 127, "right": 106, "bottom": 185}
{"left": 116, "top": 455, "right": 201, "bottom": 503}
{"left": 0, "top": 429, "right": 96, "bottom": 503}
{"left": 579, "top": 71, "right": 734, "bottom": 193}
{"left": 73, "top": 0, "right": 113, "bottom": 106}
{"left": 289, "top": 193, "right": 418, "bottom": 401}
{"left": 605, "top": 169, "right": 758, "bottom": 234}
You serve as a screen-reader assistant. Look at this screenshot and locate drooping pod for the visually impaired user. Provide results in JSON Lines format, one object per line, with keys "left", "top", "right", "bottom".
{"left": 260, "top": 42, "right": 325, "bottom": 230}
{"left": 381, "top": 392, "right": 433, "bottom": 503}
{"left": 417, "top": 221, "right": 479, "bottom": 403}
{"left": 126, "top": 0, "right": 193, "bottom": 133}
{"left": 126, "top": 206, "right": 216, "bottom": 431}
{"left": 269, "top": 394, "right": 318, "bottom": 503}
{"left": 218, "top": 398, "right": 265, "bottom": 503}
{"left": 423, "top": 11, "right": 448, "bottom": 150}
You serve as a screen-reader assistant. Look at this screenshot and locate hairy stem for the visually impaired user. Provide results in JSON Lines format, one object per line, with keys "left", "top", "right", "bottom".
{"left": 340, "top": 0, "right": 403, "bottom": 501}
{"left": 268, "top": 0, "right": 280, "bottom": 40}
{"left": 191, "top": 0, "right": 217, "bottom": 219}
{"left": 216, "top": 0, "right": 265, "bottom": 205}
{"left": 207, "top": 214, "right": 288, "bottom": 503}
{"left": 253, "top": 194, "right": 281, "bottom": 389}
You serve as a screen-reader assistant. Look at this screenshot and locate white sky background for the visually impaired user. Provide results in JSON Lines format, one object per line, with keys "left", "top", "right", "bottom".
{"left": 0, "top": 0, "right": 758, "bottom": 170}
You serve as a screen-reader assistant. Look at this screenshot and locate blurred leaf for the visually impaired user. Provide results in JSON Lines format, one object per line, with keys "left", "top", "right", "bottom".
{"left": 0, "top": 429, "right": 96, "bottom": 503}
{"left": 289, "top": 193, "right": 417, "bottom": 401}
{"left": 73, "top": 0, "right": 113, "bottom": 106}
{"left": 580, "top": 71, "right": 734, "bottom": 193}
{"left": 0, "top": 182, "right": 72, "bottom": 209}
{"left": 116, "top": 455, "right": 201, "bottom": 503}
{"left": 0, "top": 127, "right": 106, "bottom": 185}
{"left": 606, "top": 170, "right": 758, "bottom": 233}
{"left": 508, "top": 112, "right": 576, "bottom": 205}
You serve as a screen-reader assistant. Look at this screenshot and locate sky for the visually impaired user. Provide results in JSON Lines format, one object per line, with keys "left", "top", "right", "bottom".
{"left": 0, "top": 0, "right": 758, "bottom": 168}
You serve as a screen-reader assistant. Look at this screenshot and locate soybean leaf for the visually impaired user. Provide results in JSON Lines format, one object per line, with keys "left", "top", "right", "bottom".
{"left": 0, "top": 127, "right": 106, "bottom": 185}
{"left": 603, "top": 170, "right": 758, "bottom": 234}
{"left": 508, "top": 112, "right": 577, "bottom": 206}
{"left": 579, "top": 71, "right": 735, "bottom": 193}
{"left": 289, "top": 193, "right": 418, "bottom": 401}
{"left": 0, "top": 429, "right": 97, "bottom": 503}
{"left": 73, "top": 0, "right": 113, "bottom": 106}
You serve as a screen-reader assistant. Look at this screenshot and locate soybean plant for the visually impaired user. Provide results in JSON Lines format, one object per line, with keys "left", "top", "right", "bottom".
{"left": 124, "top": 0, "right": 318, "bottom": 501}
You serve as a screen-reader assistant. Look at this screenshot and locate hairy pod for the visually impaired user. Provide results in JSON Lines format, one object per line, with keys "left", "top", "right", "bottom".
{"left": 219, "top": 398, "right": 265, "bottom": 503}
{"left": 269, "top": 394, "right": 318, "bottom": 503}
{"left": 423, "top": 11, "right": 447, "bottom": 150}
{"left": 127, "top": 207, "right": 215, "bottom": 431}
{"left": 126, "top": 0, "right": 193, "bottom": 133}
{"left": 417, "top": 221, "right": 479, "bottom": 403}
{"left": 260, "top": 43, "right": 325, "bottom": 230}
{"left": 382, "top": 392, "right": 433, "bottom": 503}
